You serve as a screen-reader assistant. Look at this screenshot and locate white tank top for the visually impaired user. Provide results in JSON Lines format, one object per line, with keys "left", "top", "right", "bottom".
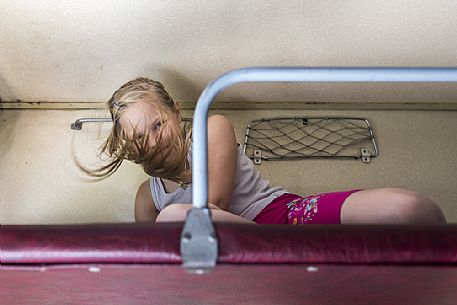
{"left": 149, "top": 146, "right": 287, "bottom": 220}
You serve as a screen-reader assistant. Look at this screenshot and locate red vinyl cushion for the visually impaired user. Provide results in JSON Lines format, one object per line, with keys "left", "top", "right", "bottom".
{"left": 1, "top": 224, "right": 457, "bottom": 305}
{"left": 1, "top": 223, "right": 456, "bottom": 264}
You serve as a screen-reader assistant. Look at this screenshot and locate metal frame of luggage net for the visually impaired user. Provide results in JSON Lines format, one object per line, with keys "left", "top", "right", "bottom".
{"left": 243, "top": 116, "right": 378, "bottom": 164}
{"left": 183, "top": 66, "right": 457, "bottom": 274}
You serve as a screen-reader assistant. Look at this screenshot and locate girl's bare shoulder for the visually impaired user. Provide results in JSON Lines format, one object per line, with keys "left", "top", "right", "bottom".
{"left": 208, "top": 114, "right": 234, "bottom": 132}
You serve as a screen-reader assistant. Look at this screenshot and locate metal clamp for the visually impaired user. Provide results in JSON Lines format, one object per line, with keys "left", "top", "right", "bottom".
{"left": 180, "top": 208, "right": 218, "bottom": 274}
{"left": 361, "top": 148, "right": 371, "bottom": 163}
{"left": 253, "top": 150, "right": 262, "bottom": 165}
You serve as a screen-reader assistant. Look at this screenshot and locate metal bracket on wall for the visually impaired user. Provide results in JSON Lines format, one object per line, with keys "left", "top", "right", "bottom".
{"left": 253, "top": 150, "right": 262, "bottom": 165}
{"left": 361, "top": 148, "right": 371, "bottom": 163}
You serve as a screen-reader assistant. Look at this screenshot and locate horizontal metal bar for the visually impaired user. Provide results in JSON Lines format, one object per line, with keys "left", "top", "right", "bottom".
{"left": 70, "top": 117, "right": 192, "bottom": 130}
{"left": 70, "top": 118, "right": 112, "bottom": 130}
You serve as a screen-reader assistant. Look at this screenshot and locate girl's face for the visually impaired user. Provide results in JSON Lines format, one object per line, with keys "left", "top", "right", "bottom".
{"left": 119, "top": 101, "right": 180, "bottom": 149}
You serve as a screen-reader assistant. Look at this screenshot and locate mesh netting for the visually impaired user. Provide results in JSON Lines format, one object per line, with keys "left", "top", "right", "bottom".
{"left": 243, "top": 117, "right": 378, "bottom": 163}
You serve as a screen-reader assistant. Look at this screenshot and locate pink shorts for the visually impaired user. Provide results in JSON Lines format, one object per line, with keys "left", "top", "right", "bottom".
{"left": 253, "top": 190, "right": 362, "bottom": 225}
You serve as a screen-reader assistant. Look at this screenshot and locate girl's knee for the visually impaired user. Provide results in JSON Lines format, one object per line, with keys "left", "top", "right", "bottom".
{"left": 156, "top": 204, "right": 191, "bottom": 222}
{"left": 388, "top": 189, "right": 446, "bottom": 224}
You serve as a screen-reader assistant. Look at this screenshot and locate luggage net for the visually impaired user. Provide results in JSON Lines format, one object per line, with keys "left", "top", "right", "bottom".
{"left": 243, "top": 117, "right": 378, "bottom": 164}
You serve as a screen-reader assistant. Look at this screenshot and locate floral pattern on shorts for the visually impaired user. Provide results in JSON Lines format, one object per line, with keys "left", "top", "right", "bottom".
{"left": 287, "top": 195, "right": 321, "bottom": 225}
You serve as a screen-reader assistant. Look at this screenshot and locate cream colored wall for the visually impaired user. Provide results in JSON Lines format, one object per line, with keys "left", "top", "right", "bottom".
{"left": 1, "top": 1, "right": 457, "bottom": 104}
{"left": 1, "top": 109, "right": 456, "bottom": 224}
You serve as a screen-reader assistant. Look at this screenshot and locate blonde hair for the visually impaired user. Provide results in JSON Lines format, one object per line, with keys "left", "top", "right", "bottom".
{"left": 78, "top": 77, "right": 192, "bottom": 183}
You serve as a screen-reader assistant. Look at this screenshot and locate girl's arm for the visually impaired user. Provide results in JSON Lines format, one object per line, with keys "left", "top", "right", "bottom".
{"left": 134, "top": 179, "right": 159, "bottom": 222}
{"left": 206, "top": 115, "right": 238, "bottom": 211}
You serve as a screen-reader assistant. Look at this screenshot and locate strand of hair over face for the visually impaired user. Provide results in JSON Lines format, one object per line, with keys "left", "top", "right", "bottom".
{"left": 75, "top": 77, "right": 192, "bottom": 183}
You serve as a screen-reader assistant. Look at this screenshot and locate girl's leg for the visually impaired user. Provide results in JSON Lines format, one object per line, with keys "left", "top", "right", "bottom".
{"left": 156, "top": 203, "right": 256, "bottom": 224}
{"left": 340, "top": 188, "right": 446, "bottom": 224}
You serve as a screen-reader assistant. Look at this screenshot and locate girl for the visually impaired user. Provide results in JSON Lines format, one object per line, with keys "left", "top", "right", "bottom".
{"left": 84, "top": 77, "right": 446, "bottom": 225}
